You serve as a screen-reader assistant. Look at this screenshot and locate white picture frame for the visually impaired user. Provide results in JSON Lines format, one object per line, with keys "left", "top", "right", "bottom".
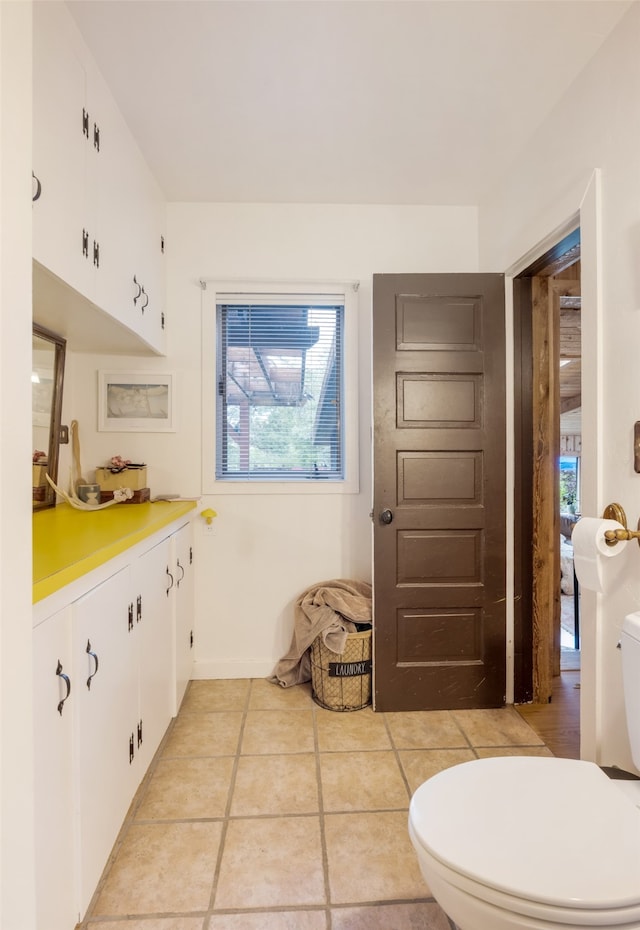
{"left": 98, "top": 371, "right": 176, "bottom": 432}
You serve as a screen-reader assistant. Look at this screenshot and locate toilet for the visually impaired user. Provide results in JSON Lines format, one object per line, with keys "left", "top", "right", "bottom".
{"left": 408, "top": 611, "right": 640, "bottom": 930}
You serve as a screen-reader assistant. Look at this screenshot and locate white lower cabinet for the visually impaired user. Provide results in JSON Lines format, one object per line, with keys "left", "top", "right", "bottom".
{"left": 172, "top": 522, "right": 195, "bottom": 712}
{"left": 73, "top": 566, "right": 140, "bottom": 916}
{"left": 33, "top": 605, "right": 77, "bottom": 930}
{"left": 136, "top": 537, "right": 174, "bottom": 773}
{"left": 32, "top": 518, "right": 193, "bottom": 929}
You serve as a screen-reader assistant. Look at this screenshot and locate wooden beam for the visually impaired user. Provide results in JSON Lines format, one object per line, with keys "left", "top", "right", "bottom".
{"left": 560, "top": 393, "right": 582, "bottom": 414}
{"left": 531, "top": 275, "right": 559, "bottom": 703}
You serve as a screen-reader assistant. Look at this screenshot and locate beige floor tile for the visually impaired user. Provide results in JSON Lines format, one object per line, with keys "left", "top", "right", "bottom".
{"left": 399, "top": 749, "right": 476, "bottom": 795}
{"left": 231, "top": 753, "right": 319, "bottom": 816}
{"left": 249, "top": 677, "right": 315, "bottom": 709}
{"left": 315, "top": 707, "right": 391, "bottom": 752}
{"left": 241, "top": 709, "right": 315, "bottom": 754}
{"left": 331, "top": 902, "right": 452, "bottom": 929}
{"left": 214, "top": 816, "right": 325, "bottom": 908}
{"left": 181, "top": 679, "right": 250, "bottom": 713}
{"left": 162, "top": 712, "right": 243, "bottom": 758}
{"left": 475, "top": 745, "right": 554, "bottom": 759}
{"left": 136, "top": 756, "right": 235, "bottom": 820}
{"left": 325, "top": 811, "right": 427, "bottom": 904}
{"left": 320, "top": 750, "right": 409, "bottom": 811}
{"left": 93, "top": 821, "right": 222, "bottom": 915}
{"left": 89, "top": 921, "right": 205, "bottom": 930}
{"left": 385, "top": 710, "right": 467, "bottom": 750}
{"left": 452, "top": 707, "right": 544, "bottom": 747}
{"left": 209, "top": 911, "right": 327, "bottom": 929}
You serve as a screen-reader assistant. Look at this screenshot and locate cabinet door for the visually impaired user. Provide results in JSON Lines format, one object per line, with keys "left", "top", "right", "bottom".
{"left": 73, "top": 567, "right": 138, "bottom": 917}
{"left": 33, "top": 607, "right": 78, "bottom": 930}
{"left": 134, "top": 538, "right": 173, "bottom": 772}
{"left": 173, "top": 523, "right": 195, "bottom": 712}
{"left": 32, "top": 2, "right": 91, "bottom": 297}
{"left": 130, "top": 164, "right": 167, "bottom": 354}
{"left": 33, "top": 2, "right": 168, "bottom": 355}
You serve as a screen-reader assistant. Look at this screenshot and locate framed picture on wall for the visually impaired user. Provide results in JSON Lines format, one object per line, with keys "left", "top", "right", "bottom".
{"left": 98, "top": 371, "right": 176, "bottom": 432}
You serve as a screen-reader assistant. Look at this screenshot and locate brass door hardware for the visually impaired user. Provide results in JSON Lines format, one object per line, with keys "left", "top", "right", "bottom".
{"left": 603, "top": 503, "right": 640, "bottom": 547}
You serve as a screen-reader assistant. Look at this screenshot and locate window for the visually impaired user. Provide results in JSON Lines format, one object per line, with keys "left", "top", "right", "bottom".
{"left": 202, "top": 283, "right": 359, "bottom": 493}
{"left": 559, "top": 455, "right": 580, "bottom": 515}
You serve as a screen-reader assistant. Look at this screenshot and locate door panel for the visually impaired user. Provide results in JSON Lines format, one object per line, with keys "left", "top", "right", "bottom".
{"left": 373, "top": 273, "right": 506, "bottom": 711}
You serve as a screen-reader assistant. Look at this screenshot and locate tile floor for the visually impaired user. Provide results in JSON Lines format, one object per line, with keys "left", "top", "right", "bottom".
{"left": 81, "top": 678, "right": 554, "bottom": 930}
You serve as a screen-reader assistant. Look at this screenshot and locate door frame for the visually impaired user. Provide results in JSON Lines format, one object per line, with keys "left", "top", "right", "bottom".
{"left": 513, "top": 232, "right": 581, "bottom": 704}
{"left": 510, "top": 170, "right": 602, "bottom": 741}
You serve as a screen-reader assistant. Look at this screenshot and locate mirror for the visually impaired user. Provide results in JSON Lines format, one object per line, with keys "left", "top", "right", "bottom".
{"left": 32, "top": 323, "right": 66, "bottom": 510}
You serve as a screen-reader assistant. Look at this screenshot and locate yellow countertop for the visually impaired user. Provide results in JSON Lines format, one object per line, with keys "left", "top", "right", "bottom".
{"left": 33, "top": 500, "right": 197, "bottom": 603}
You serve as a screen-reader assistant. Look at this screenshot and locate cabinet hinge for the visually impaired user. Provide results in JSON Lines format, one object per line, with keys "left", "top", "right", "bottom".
{"left": 93, "top": 240, "right": 100, "bottom": 268}
{"left": 128, "top": 603, "right": 134, "bottom": 631}
{"left": 136, "top": 594, "right": 142, "bottom": 623}
{"left": 137, "top": 719, "right": 143, "bottom": 748}
{"left": 93, "top": 122, "right": 100, "bottom": 152}
{"left": 129, "top": 733, "right": 135, "bottom": 764}
{"left": 82, "top": 108, "right": 89, "bottom": 138}
{"left": 82, "top": 228, "right": 89, "bottom": 258}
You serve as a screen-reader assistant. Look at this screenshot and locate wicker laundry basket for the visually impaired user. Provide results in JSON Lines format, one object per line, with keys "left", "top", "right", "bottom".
{"left": 310, "top": 628, "right": 372, "bottom": 711}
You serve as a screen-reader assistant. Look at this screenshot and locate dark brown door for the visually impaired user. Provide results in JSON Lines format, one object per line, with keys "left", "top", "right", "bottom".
{"left": 372, "top": 273, "right": 506, "bottom": 711}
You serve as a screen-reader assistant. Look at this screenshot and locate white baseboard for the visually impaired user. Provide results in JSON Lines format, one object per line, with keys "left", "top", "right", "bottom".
{"left": 191, "top": 658, "right": 275, "bottom": 680}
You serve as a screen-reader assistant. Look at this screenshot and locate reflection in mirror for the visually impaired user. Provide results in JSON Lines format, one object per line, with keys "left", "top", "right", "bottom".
{"left": 32, "top": 323, "right": 66, "bottom": 510}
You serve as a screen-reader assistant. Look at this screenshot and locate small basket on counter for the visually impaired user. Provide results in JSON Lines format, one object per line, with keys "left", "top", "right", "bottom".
{"left": 96, "top": 458, "right": 149, "bottom": 502}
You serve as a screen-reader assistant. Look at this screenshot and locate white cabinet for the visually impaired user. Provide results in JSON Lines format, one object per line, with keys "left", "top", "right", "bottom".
{"left": 33, "top": 606, "right": 77, "bottom": 930}
{"left": 73, "top": 567, "right": 140, "bottom": 915}
{"left": 32, "top": 2, "right": 90, "bottom": 300}
{"left": 32, "top": 2, "right": 167, "bottom": 356}
{"left": 171, "top": 522, "right": 195, "bottom": 712}
{"left": 32, "top": 516, "right": 193, "bottom": 928}
{"left": 135, "top": 537, "right": 174, "bottom": 773}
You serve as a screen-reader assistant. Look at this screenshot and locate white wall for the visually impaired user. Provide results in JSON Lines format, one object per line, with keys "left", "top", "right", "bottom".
{"left": 68, "top": 204, "right": 478, "bottom": 678}
{"left": 480, "top": 0, "right": 640, "bottom": 771}
{"left": 0, "top": 3, "right": 36, "bottom": 927}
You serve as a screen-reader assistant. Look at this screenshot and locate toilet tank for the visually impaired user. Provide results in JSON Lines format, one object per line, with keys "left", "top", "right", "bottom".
{"left": 621, "top": 612, "right": 640, "bottom": 770}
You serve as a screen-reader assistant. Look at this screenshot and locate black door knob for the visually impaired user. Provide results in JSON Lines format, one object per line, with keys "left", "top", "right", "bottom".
{"left": 380, "top": 509, "right": 393, "bottom": 525}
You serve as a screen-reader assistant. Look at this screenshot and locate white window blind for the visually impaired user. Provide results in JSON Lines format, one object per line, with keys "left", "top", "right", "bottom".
{"left": 216, "top": 295, "right": 344, "bottom": 480}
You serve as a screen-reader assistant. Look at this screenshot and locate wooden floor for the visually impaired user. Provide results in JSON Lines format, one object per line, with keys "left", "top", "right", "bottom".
{"left": 516, "top": 669, "right": 581, "bottom": 759}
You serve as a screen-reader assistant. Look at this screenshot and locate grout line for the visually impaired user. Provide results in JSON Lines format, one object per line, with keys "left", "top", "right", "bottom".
{"left": 204, "top": 679, "right": 253, "bottom": 917}
{"left": 312, "top": 694, "right": 334, "bottom": 928}
{"left": 381, "top": 710, "right": 414, "bottom": 802}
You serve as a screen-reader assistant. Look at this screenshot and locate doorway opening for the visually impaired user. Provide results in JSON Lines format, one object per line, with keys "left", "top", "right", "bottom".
{"left": 513, "top": 228, "right": 582, "bottom": 717}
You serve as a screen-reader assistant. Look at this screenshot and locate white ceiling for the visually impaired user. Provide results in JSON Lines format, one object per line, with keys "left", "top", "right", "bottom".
{"left": 66, "top": 0, "right": 631, "bottom": 205}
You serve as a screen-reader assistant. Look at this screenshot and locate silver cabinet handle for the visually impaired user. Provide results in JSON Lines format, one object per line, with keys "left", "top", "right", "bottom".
{"left": 56, "top": 660, "right": 71, "bottom": 715}
{"left": 86, "top": 639, "right": 99, "bottom": 690}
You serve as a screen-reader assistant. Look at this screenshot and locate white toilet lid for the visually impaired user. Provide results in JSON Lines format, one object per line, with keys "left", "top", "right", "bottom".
{"left": 410, "top": 756, "right": 640, "bottom": 911}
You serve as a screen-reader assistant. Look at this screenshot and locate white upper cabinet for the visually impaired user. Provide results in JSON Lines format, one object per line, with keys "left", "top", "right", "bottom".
{"left": 32, "top": 2, "right": 167, "bottom": 356}
{"left": 32, "top": 3, "right": 90, "bottom": 299}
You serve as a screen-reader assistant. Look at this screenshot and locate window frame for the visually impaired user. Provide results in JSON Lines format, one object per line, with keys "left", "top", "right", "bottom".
{"left": 202, "top": 281, "right": 360, "bottom": 495}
